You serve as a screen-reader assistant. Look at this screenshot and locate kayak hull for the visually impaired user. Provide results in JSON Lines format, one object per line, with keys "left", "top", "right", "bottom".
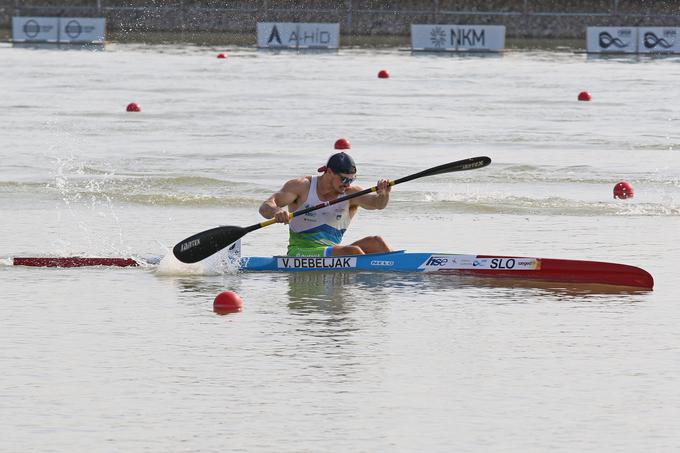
{"left": 239, "top": 251, "right": 654, "bottom": 290}
{"left": 10, "top": 250, "right": 654, "bottom": 290}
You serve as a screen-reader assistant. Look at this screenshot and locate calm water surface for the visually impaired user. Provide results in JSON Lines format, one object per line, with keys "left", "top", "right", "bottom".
{"left": 1, "top": 43, "right": 679, "bottom": 452}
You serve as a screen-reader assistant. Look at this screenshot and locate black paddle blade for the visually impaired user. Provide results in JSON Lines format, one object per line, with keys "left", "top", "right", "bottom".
{"left": 172, "top": 225, "right": 248, "bottom": 263}
{"left": 433, "top": 156, "right": 490, "bottom": 175}
{"left": 394, "top": 156, "right": 491, "bottom": 185}
{"left": 419, "top": 156, "right": 491, "bottom": 177}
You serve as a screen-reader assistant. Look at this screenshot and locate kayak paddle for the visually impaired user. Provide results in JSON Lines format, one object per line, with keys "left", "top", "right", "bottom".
{"left": 173, "top": 155, "right": 491, "bottom": 263}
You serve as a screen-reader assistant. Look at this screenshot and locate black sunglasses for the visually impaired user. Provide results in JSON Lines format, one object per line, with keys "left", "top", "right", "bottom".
{"left": 338, "top": 174, "right": 356, "bottom": 185}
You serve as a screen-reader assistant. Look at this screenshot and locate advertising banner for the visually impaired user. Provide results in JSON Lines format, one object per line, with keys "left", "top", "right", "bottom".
{"left": 257, "top": 22, "right": 340, "bottom": 49}
{"left": 12, "top": 17, "right": 59, "bottom": 43}
{"left": 586, "top": 27, "right": 637, "bottom": 53}
{"left": 638, "top": 27, "right": 680, "bottom": 53}
{"left": 59, "top": 18, "right": 106, "bottom": 44}
{"left": 12, "top": 16, "right": 105, "bottom": 44}
{"left": 411, "top": 24, "right": 505, "bottom": 51}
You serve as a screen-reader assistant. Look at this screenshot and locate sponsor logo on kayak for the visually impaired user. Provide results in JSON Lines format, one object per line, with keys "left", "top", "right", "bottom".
{"left": 180, "top": 239, "right": 200, "bottom": 252}
{"left": 516, "top": 258, "right": 540, "bottom": 269}
{"left": 483, "top": 257, "right": 539, "bottom": 270}
{"left": 278, "top": 257, "right": 357, "bottom": 269}
{"left": 370, "top": 260, "right": 394, "bottom": 266}
{"left": 420, "top": 255, "right": 464, "bottom": 270}
{"left": 491, "top": 258, "right": 511, "bottom": 268}
{"left": 425, "top": 256, "right": 448, "bottom": 266}
{"left": 419, "top": 255, "right": 539, "bottom": 271}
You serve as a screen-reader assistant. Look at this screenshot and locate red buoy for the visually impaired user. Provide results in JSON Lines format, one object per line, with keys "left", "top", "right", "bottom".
{"left": 334, "top": 138, "right": 351, "bottom": 150}
{"left": 213, "top": 291, "right": 243, "bottom": 314}
{"left": 377, "top": 69, "right": 390, "bottom": 79}
{"left": 126, "top": 102, "right": 141, "bottom": 112}
{"left": 578, "top": 91, "right": 592, "bottom": 101}
{"left": 613, "top": 181, "right": 634, "bottom": 199}
{"left": 217, "top": 53, "right": 227, "bottom": 59}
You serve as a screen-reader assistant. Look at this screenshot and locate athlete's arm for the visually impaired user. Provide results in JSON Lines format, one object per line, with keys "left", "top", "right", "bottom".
{"left": 351, "top": 178, "right": 391, "bottom": 210}
{"left": 259, "top": 177, "right": 308, "bottom": 224}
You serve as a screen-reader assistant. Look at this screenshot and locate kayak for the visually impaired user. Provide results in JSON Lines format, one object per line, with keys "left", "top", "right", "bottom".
{"left": 240, "top": 251, "right": 654, "bottom": 290}
{"left": 10, "top": 250, "right": 654, "bottom": 290}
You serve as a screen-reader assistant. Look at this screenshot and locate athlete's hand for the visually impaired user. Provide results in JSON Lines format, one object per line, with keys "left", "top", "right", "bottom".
{"left": 273, "top": 209, "right": 291, "bottom": 224}
{"left": 376, "top": 179, "right": 392, "bottom": 196}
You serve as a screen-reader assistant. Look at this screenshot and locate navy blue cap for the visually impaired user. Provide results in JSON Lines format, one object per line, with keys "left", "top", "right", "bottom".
{"left": 318, "top": 152, "right": 356, "bottom": 174}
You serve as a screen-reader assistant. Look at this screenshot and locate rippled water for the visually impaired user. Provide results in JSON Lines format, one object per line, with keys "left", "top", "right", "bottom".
{"left": 1, "top": 43, "right": 679, "bottom": 452}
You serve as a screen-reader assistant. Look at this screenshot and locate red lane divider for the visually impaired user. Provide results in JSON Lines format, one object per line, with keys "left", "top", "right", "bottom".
{"left": 12, "top": 257, "right": 140, "bottom": 267}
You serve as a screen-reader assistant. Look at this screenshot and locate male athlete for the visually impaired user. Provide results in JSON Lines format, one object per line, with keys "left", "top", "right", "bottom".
{"left": 259, "top": 152, "right": 393, "bottom": 256}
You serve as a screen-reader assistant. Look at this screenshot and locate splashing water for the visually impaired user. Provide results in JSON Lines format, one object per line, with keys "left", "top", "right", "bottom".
{"left": 155, "top": 249, "right": 240, "bottom": 276}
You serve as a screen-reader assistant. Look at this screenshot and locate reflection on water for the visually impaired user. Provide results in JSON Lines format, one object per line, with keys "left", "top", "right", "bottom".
{"left": 285, "top": 271, "right": 445, "bottom": 309}
{"left": 286, "top": 270, "right": 649, "bottom": 302}
{"left": 163, "top": 269, "right": 649, "bottom": 315}
{"left": 286, "top": 272, "right": 355, "bottom": 311}
{"left": 285, "top": 273, "right": 361, "bottom": 350}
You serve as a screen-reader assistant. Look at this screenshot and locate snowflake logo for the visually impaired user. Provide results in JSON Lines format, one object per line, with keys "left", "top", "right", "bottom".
{"left": 430, "top": 27, "right": 447, "bottom": 47}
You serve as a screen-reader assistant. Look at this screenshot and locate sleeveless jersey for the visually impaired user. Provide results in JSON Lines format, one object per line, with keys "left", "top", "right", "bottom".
{"left": 288, "top": 176, "right": 352, "bottom": 250}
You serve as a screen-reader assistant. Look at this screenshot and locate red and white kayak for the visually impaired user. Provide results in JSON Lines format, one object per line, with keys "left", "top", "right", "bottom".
{"left": 10, "top": 250, "right": 654, "bottom": 290}
{"left": 239, "top": 251, "right": 654, "bottom": 290}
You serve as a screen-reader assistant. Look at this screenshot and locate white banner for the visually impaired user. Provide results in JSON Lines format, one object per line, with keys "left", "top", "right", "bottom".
{"left": 586, "top": 27, "right": 637, "bottom": 53}
{"left": 638, "top": 27, "right": 680, "bottom": 53}
{"left": 411, "top": 24, "right": 505, "bottom": 51}
{"left": 59, "top": 18, "right": 106, "bottom": 43}
{"left": 12, "top": 16, "right": 105, "bottom": 43}
{"left": 257, "top": 22, "right": 339, "bottom": 49}
{"left": 12, "top": 16, "right": 59, "bottom": 42}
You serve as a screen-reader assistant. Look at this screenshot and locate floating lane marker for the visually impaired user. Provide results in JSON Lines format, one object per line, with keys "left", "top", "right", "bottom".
{"left": 12, "top": 257, "right": 141, "bottom": 267}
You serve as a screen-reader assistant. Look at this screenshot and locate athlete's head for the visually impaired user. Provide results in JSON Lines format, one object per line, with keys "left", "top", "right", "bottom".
{"left": 318, "top": 152, "right": 357, "bottom": 187}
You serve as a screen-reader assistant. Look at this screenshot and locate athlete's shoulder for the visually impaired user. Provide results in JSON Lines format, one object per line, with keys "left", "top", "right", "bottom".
{"left": 281, "top": 176, "right": 311, "bottom": 193}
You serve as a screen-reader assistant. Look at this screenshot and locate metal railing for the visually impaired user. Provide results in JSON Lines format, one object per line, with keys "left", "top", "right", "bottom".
{"left": 6, "top": 0, "right": 680, "bottom": 37}
{"left": 9, "top": 0, "right": 680, "bottom": 17}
